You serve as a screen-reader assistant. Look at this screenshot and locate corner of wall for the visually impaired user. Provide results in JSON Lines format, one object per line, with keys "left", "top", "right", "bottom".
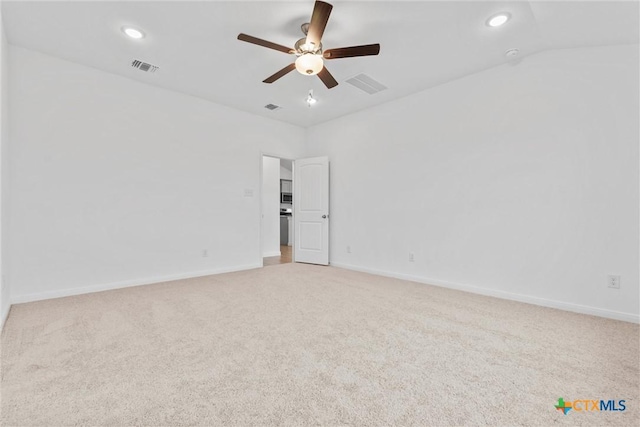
{"left": 0, "top": 3, "right": 11, "bottom": 331}
{"left": 307, "top": 44, "right": 639, "bottom": 323}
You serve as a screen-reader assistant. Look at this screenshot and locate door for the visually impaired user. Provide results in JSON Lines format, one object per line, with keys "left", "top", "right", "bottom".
{"left": 294, "top": 156, "right": 329, "bottom": 265}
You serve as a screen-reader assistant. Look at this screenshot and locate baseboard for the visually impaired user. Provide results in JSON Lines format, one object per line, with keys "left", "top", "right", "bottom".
{"left": 11, "top": 263, "right": 263, "bottom": 305}
{"left": 263, "top": 250, "right": 281, "bottom": 257}
{"left": 11, "top": 261, "right": 638, "bottom": 324}
{"left": 331, "top": 262, "right": 640, "bottom": 324}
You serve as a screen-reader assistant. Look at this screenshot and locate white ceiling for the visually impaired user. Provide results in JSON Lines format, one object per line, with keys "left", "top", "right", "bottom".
{"left": 2, "top": 1, "right": 638, "bottom": 127}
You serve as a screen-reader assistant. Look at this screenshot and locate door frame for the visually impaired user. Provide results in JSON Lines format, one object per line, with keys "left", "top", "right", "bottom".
{"left": 259, "top": 152, "right": 295, "bottom": 267}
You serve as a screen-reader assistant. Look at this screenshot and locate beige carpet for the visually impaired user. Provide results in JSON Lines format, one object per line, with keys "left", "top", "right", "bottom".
{"left": 1, "top": 263, "right": 638, "bottom": 426}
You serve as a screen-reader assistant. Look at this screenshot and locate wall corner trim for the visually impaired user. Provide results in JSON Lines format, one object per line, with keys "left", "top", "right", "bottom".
{"left": 0, "top": 304, "right": 10, "bottom": 333}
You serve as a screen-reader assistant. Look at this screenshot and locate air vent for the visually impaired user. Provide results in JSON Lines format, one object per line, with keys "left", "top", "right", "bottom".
{"left": 131, "top": 59, "right": 159, "bottom": 73}
{"left": 264, "top": 104, "right": 281, "bottom": 111}
{"left": 345, "top": 73, "right": 387, "bottom": 95}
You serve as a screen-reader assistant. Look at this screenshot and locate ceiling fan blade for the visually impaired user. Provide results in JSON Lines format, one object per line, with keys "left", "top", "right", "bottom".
{"left": 237, "top": 33, "right": 294, "bottom": 54}
{"left": 324, "top": 44, "right": 381, "bottom": 59}
{"left": 263, "top": 63, "right": 296, "bottom": 84}
{"left": 317, "top": 66, "right": 338, "bottom": 89}
{"left": 306, "top": 1, "right": 333, "bottom": 48}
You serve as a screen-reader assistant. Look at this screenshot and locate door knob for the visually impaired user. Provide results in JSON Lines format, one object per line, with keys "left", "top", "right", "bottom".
{"left": 322, "top": 215, "right": 327, "bottom": 218}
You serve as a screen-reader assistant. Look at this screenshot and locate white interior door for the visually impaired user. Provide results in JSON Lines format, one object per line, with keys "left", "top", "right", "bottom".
{"left": 294, "top": 156, "right": 329, "bottom": 265}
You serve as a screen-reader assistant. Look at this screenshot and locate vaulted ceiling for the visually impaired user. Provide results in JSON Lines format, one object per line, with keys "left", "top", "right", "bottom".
{"left": 2, "top": 1, "right": 638, "bottom": 127}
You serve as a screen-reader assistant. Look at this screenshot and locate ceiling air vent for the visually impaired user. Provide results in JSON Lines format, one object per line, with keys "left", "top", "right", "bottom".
{"left": 131, "top": 59, "right": 159, "bottom": 73}
{"left": 264, "top": 104, "right": 281, "bottom": 111}
{"left": 346, "top": 73, "right": 387, "bottom": 95}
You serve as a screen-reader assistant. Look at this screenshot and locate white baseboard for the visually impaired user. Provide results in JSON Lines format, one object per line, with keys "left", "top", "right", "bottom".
{"left": 11, "top": 263, "right": 262, "bottom": 305}
{"left": 10, "top": 261, "right": 638, "bottom": 324}
{"left": 331, "top": 262, "right": 640, "bottom": 324}
{"left": 263, "top": 250, "right": 281, "bottom": 257}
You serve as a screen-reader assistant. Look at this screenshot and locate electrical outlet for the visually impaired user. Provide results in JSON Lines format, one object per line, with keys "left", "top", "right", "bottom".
{"left": 244, "top": 188, "right": 254, "bottom": 197}
{"left": 607, "top": 275, "right": 621, "bottom": 289}
{"left": 409, "top": 252, "right": 415, "bottom": 262}
{"left": 202, "top": 249, "right": 209, "bottom": 258}
{"left": 347, "top": 245, "right": 351, "bottom": 253}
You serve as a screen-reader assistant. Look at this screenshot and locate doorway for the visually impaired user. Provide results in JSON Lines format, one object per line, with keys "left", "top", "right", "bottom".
{"left": 261, "top": 155, "right": 294, "bottom": 266}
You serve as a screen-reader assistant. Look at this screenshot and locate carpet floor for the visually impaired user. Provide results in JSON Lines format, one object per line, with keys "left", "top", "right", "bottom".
{"left": 1, "top": 263, "right": 638, "bottom": 426}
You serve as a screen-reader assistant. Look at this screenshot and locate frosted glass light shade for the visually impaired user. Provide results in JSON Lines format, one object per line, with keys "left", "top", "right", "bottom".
{"left": 295, "top": 54, "right": 324, "bottom": 75}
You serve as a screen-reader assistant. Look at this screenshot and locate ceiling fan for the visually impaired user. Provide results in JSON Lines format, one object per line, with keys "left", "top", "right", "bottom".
{"left": 237, "top": 0, "right": 380, "bottom": 89}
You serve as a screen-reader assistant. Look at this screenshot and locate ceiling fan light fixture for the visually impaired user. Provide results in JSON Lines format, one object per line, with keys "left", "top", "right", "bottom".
{"left": 237, "top": 1, "right": 380, "bottom": 89}
{"left": 295, "top": 37, "right": 322, "bottom": 55}
{"left": 295, "top": 54, "right": 324, "bottom": 76}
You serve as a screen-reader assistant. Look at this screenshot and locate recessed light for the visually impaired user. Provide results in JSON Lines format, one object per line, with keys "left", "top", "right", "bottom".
{"left": 122, "top": 27, "right": 145, "bottom": 39}
{"left": 486, "top": 13, "right": 511, "bottom": 27}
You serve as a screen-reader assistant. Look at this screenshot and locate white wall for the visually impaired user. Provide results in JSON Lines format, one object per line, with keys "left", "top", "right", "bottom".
{"left": 262, "top": 156, "right": 281, "bottom": 257}
{"left": 280, "top": 164, "right": 292, "bottom": 181}
{"left": 0, "top": 7, "right": 10, "bottom": 329}
{"left": 4, "top": 43, "right": 639, "bottom": 324}
{"left": 8, "top": 46, "right": 305, "bottom": 303}
{"left": 306, "top": 45, "right": 639, "bottom": 323}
